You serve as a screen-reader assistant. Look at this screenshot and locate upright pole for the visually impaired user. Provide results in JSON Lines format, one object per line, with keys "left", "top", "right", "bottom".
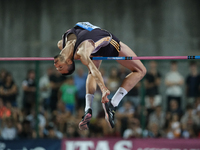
{"left": 140, "top": 63, "right": 146, "bottom": 137}
{"left": 35, "top": 61, "right": 40, "bottom": 138}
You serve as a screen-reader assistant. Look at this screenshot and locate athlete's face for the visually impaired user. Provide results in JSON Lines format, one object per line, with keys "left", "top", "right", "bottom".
{"left": 54, "top": 57, "right": 69, "bottom": 74}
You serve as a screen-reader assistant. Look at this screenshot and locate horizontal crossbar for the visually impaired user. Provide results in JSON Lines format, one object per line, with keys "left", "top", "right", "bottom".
{"left": 0, "top": 56, "right": 199, "bottom": 61}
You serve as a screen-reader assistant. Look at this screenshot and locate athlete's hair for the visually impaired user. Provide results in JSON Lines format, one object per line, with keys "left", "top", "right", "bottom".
{"left": 54, "top": 54, "right": 64, "bottom": 61}
{"left": 54, "top": 54, "right": 75, "bottom": 76}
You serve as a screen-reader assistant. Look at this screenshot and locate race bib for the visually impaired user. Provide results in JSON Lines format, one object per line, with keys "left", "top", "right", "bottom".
{"left": 75, "top": 22, "right": 100, "bottom": 31}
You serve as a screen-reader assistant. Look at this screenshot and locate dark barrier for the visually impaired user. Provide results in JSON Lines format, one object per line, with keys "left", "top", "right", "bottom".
{"left": 0, "top": 138, "right": 200, "bottom": 150}
{"left": 0, "top": 139, "right": 61, "bottom": 150}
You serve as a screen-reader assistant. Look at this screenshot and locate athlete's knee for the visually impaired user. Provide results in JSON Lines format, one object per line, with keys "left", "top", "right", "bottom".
{"left": 135, "top": 65, "right": 146, "bottom": 79}
{"left": 140, "top": 65, "right": 147, "bottom": 78}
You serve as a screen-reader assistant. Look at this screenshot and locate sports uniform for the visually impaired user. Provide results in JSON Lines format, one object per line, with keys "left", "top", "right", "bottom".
{"left": 62, "top": 22, "right": 120, "bottom": 58}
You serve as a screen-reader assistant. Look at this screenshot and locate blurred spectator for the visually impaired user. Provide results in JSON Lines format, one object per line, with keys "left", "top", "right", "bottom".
{"left": 0, "top": 69, "right": 7, "bottom": 86}
{"left": 196, "top": 108, "right": 200, "bottom": 138}
{"left": 18, "top": 119, "right": 33, "bottom": 138}
{"left": 49, "top": 69, "right": 66, "bottom": 112}
{"left": 163, "top": 111, "right": 171, "bottom": 131}
{"left": 181, "top": 123, "right": 196, "bottom": 138}
{"left": 46, "top": 125, "right": 57, "bottom": 139}
{"left": 145, "top": 61, "right": 162, "bottom": 112}
{"left": 117, "top": 65, "right": 130, "bottom": 85}
{"left": 0, "top": 117, "right": 17, "bottom": 140}
{"left": 58, "top": 77, "right": 77, "bottom": 114}
{"left": 0, "top": 72, "right": 18, "bottom": 106}
{"left": 185, "top": 61, "right": 200, "bottom": 105}
{"left": 145, "top": 95, "right": 162, "bottom": 116}
{"left": 180, "top": 104, "right": 199, "bottom": 138}
{"left": 164, "top": 100, "right": 183, "bottom": 137}
{"left": 0, "top": 97, "right": 11, "bottom": 119}
{"left": 44, "top": 122, "right": 63, "bottom": 139}
{"left": 107, "top": 66, "right": 120, "bottom": 99}
{"left": 5, "top": 101, "right": 24, "bottom": 136}
{"left": 69, "top": 107, "right": 85, "bottom": 126}
{"left": 74, "top": 67, "right": 87, "bottom": 109}
{"left": 26, "top": 108, "right": 46, "bottom": 138}
{"left": 65, "top": 122, "right": 79, "bottom": 138}
{"left": 77, "top": 129, "right": 89, "bottom": 138}
{"left": 180, "top": 105, "right": 199, "bottom": 128}
{"left": 96, "top": 107, "right": 119, "bottom": 137}
{"left": 165, "top": 114, "right": 179, "bottom": 139}
{"left": 143, "top": 122, "right": 161, "bottom": 138}
{"left": 170, "top": 113, "right": 181, "bottom": 138}
{"left": 116, "top": 100, "right": 134, "bottom": 136}
{"left": 52, "top": 101, "right": 71, "bottom": 133}
{"left": 181, "top": 121, "right": 197, "bottom": 138}
{"left": 126, "top": 82, "right": 141, "bottom": 108}
{"left": 22, "top": 69, "right": 36, "bottom": 114}
{"left": 89, "top": 121, "right": 104, "bottom": 138}
{"left": 148, "top": 105, "right": 165, "bottom": 131}
{"left": 123, "top": 118, "right": 142, "bottom": 139}
{"left": 194, "top": 97, "right": 200, "bottom": 113}
{"left": 165, "top": 61, "right": 184, "bottom": 110}
{"left": 168, "top": 99, "right": 183, "bottom": 117}
{"left": 39, "top": 67, "right": 53, "bottom": 110}
{"left": 6, "top": 102, "right": 20, "bottom": 120}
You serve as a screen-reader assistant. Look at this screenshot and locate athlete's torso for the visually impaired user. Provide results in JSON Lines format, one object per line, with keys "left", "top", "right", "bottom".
{"left": 62, "top": 22, "right": 120, "bottom": 59}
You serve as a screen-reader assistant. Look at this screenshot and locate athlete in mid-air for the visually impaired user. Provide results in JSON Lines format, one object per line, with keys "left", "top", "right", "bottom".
{"left": 54, "top": 22, "right": 146, "bottom": 130}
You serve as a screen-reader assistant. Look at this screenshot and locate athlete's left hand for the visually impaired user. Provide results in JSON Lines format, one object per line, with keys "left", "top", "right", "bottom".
{"left": 101, "top": 89, "right": 110, "bottom": 103}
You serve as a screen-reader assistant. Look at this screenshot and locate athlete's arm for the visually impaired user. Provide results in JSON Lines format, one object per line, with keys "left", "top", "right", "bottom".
{"left": 57, "top": 40, "right": 63, "bottom": 50}
{"left": 57, "top": 33, "right": 77, "bottom": 50}
{"left": 77, "top": 40, "right": 110, "bottom": 103}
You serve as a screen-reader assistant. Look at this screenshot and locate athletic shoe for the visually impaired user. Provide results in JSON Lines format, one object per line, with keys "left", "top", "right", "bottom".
{"left": 102, "top": 99, "right": 117, "bottom": 128}
{"left": 79, "top": 108, "right": 92, "bottom": 130}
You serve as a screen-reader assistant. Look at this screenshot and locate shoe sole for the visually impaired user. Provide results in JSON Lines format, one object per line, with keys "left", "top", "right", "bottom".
{"left": 78, "top": 113, "right": 92, "bottom": 130}
{"left": 102, "top": 103, "right": 112, "bottom": 129}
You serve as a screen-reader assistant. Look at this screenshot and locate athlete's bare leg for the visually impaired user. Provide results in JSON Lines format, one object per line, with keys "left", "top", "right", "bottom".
{"left": 102, "top": 42, "right": 146, "bottom": 128}
{"left": 79, "top": 60, "right": 102, "bottom": 130}
{"left": 117, "top": 41, "right": 146, "bottom": 92}
{"left": 86, "top": 60, "right": 102, "bottom": 94}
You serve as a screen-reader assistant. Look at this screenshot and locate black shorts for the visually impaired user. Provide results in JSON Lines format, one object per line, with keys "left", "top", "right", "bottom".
{"left": 70, "top": 27, "right": 121, "bottom": 57}
{"left": 91, "top": 32, "right": 121, "bottom": 57}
